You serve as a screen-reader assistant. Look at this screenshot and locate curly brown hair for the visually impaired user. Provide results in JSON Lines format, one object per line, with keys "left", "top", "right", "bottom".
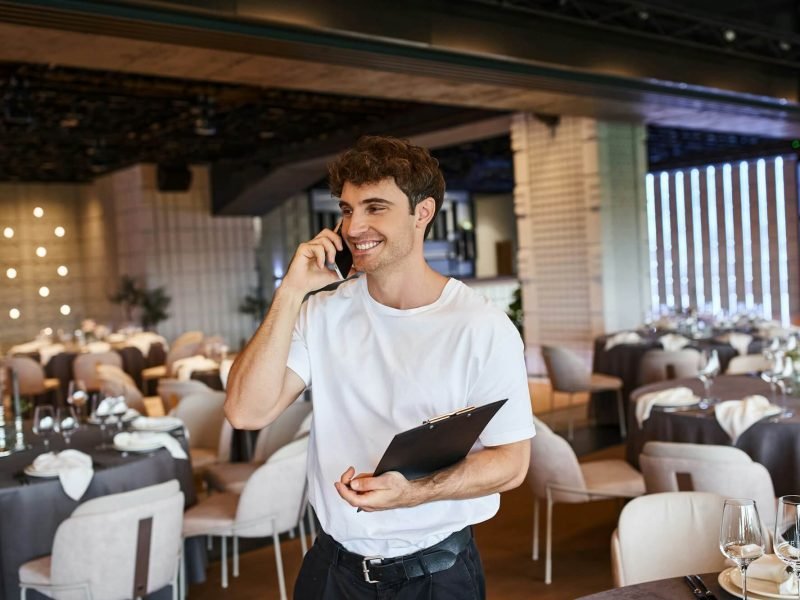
{"left": 328, "top": 136, "right": 445, "bottom": 238}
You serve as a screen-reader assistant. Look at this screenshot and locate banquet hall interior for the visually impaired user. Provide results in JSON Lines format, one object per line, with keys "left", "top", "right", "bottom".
{"left": 2, "top": 0, "right": 800, "bottom": 598}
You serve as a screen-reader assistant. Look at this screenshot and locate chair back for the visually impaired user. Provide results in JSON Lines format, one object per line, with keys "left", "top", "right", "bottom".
{"left": 96, "top": 364, "right": 145, "bottom": 413}
{"left": 726, "top": 354, "right": 770, "bottom": 375}
{"left": 639, "top": 349, "right": 702, "bottom": 385}
{"left": 73, "top": 351, "right": 122, "bottom": 391}
{"left": 253, "top": 401, "right": 314, "bottom": 462}
{"left": 527, "top": 416, "right": 588, "bottom": 502}
{"left": 4, "top": 356, "right": 47, "bottom": 395}
{"left": 51, "top": 480, "right": 184, "bottom": 599}
{"left": 158, "top": 378, "right": 213, "bottom": 413}
{"left": 172, "top": 390, "right": 226, "bottom": 452}
{"left": 165, "top": 342, "right": 204, "bottom": 375}
{"left": 612, "top": 492, "right": 726, "bottom": 586}
{"left": 172, "top": 331, "right": 204, "bottom": 350}
{"left": 541, "top": 346, "right": 590, "bottom": 393}
{"left": 640, "top": 441, "right": 777, "bottom": 526}
{"left": 236, "top": 436, "right": 309, "bottom": 537}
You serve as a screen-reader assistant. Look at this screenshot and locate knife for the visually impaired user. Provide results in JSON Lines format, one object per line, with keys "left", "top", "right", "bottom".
{"left": 684, "top": 575, "right": 704, "bottom": 599}
{"left": 688, "top": 574, "right": 718, "bottom": 600}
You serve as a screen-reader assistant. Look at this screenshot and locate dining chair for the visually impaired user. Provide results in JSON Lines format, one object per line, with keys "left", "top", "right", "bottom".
{"left": 639, "top": 441, "right": 777, "bottom": 529}
{"left": 142, "top": 338, "right": 205, "bottom": 389}
{"left": 725, "top": 353, "right": 770, "bottom": 375}
{"left": 541, "top": 345, "right": 627, "bottom": 439}
{"left": 638, "top": 348, "right": 702, "bottom": 385}
{"left": 72, "top": 351, "right": 123, "bottom": 392}
{"left": 3, "top": 356, "right": 60, "bottom": 401}
{"left": 611, "top": 491, "right": 727, "bottom": 586}
{"left": 528, "top": 416, "right": 645, "bottom": 584}
{"left": 171, "top": 390, "right": 230, "bottom": 475}
{"left": 158, "top": 378, "right": 215, "bottom": 414}
{"left": 19, "top": 480, "right": 184, "bottom": 600}
{"left": 172, "top": 330, "right": 204, "bottom": 351}
{"left": 183, "top": 436, "right": 310, "bottom": 598}
{"left": 96, "top": 363, "right": 164, "bottom": 415}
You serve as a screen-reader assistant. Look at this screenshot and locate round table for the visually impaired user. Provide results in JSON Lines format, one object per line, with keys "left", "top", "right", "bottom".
{"left": 0, "top": 422, "right": 198, "bottom": 599}
{"left": 577, "top": 572, "right": 735, "bottom": 599}
{"left": 626, "top": 375, "right": 800, "bottom": 496}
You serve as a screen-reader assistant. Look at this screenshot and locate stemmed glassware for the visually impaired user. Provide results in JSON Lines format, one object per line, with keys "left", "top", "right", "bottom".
{"left": 91, "top": 394, "right": 114, "bottom": 449}
{"left": 720, "top": 498, "right": 765, "bottom": 600}
{"left": 697, "top": 350, "right": 721, "bottom": 409}
{"left": 32, "top": 405, "right": 55, "bottom": 450}
{"left": 54, "top": 406, "right": 79, "bottom": 446}
{"left": 761, "top": 354, "right": 794, "bottom": 420}
{"left": 67, "top": 380, "right": 88, "bottom": 423}
{"left": 774, "top": 495, "right": 800, "bottom": 600}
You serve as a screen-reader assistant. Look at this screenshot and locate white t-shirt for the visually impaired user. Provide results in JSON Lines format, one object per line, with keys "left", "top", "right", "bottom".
{"left": 287, "top": 276, "right": 535, "bottom": 557}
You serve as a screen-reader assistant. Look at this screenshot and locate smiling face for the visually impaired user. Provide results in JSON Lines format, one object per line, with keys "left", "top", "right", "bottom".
{"left": 339, "top": 178, "right": 426, "bottom": 275}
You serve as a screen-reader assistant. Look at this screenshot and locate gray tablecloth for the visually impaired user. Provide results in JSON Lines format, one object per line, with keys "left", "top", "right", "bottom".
{"left": 627, "top": 375, "right": 800, "bottom": 496}
{"left": 0, "top": 423, "right": 198, "bottom": 599}
{"left": 577, "top": 572, "right": 735, "bottom": 599}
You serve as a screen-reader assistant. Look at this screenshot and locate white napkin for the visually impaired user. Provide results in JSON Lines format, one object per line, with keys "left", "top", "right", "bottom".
{"left": 123, "top": 332, "right": 168, "bottom": 357}
{"left": 172, "top": 355, "right": 219, "bottom": 380}
{"left": 658, "top": 333, "right": 690, "bottom": 352}
{"left": 113, "top": 432, "right": 187, "bottom": 460}
{"left": 131, "top": 416, "right": 183, "bottom": 431}
{"left": 717, "top": 332, "right": 753, "bottom": 356}
{"left": 746, "top": 554, "right": 797, "bottom": 594}
{"left": 10, "top": 339, "right": 48, "bottom": 354}
{"left": 714, "top": 395, "right": 782, "bottom": 443}
{"left": 654, "top": 316, "right": 678, "bottom": 330}
{"left": 635, "top": 386, "right": 699, "bottom": 428}
{"left": 38, "top": 343, "right": 66, "bottom": 366}
{"left": 604, "top": 331, "right": 643, "bottom": 351}
{"left": 32, "top": 450, "right": 94, "bottom": 500}
{"left": 85, "top": 341, "right": 111, "bottom": 353}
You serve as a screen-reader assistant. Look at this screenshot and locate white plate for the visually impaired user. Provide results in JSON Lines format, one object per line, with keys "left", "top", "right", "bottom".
{"left": 113, "top": 433, "right": 164, "bottom": 453}
{"left": 23, "top": 465, "right": 60, "bottom": 478}
{"left": 719, "top": 566, "right": 797, "bottom": 600}
{"left": 130, "top": 417, "right": 183, "bottom": 432}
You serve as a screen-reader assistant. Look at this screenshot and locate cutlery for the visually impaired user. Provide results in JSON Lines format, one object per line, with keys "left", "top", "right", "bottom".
{"left": 684, "top": 575, "right": 704, "bottom": 598}
{"left": 688, "top": 574, "right": 718, "bottom": 600}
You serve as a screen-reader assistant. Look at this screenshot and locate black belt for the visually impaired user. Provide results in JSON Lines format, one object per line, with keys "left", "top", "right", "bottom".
{"left": 319, "top": 527, "right": 472, "bottom": 584}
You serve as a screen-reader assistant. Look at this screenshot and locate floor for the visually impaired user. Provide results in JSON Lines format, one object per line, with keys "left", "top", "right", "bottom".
{"left": 189, "top": 393, "right": 627, "bottom": 599}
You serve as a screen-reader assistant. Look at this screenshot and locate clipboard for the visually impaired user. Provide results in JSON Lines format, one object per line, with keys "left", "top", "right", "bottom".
{"left": 372, "top": 399, "right": 508, "bottom": 480}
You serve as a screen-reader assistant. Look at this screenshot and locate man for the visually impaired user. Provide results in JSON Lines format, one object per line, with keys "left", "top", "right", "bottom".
{"left": 226, "top": 136, "right": 535, "bottom": 599}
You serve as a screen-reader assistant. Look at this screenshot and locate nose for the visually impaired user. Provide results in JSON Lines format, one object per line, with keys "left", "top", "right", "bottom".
{"left": 345, "top": 212, "right": 369, "bottom": 238}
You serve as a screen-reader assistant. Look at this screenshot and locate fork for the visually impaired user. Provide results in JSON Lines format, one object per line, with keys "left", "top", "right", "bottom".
{"left": 688, "top": 574, "right": 718, "bottom": 600}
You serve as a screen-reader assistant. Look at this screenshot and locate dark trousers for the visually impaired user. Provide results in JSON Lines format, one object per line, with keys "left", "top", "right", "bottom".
{"left": 293, "top": 530, "right": 486, "bottom": 600}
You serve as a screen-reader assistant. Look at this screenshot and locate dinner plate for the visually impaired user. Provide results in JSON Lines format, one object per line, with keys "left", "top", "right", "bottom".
{"left": 113, "top": 433, "right": 164, "bottom": 453}
{"left": 719, "top": 566, "right": 798, "bottom": 600}
{"left": 130, "top": 416, "right": 183, "bottom": 432}
{"left": 23, "top": 465, "right": 60, "bottom": 478}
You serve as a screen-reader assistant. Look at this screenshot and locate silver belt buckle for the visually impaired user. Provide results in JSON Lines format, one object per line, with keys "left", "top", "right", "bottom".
{"left": 362, "top": 555, "right": 382, "bottom": 583}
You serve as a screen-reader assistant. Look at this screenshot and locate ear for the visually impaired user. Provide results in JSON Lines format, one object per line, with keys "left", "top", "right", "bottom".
{"left": 414, "top": 197, "right": 436, "bottom": 231}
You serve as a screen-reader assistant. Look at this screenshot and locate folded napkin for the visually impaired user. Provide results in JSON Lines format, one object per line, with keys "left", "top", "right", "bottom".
{"left": 38, "top": 343, "right": 65, "bottom": 366}
{"left": 746, "top": 554, "right": 797, "bottom": 594}
{"left": 172, "top": 355, "right": 219, "bottom": 381}
{"left": 85, "top": 341, "right": 111, "bottom": 354}
{"left": 123, "top": 332, "right": 168, "bottom": 357}
{"left": 635, "top": 386, "right": 699, "bottom": 428}
{"left": 658, "top": 333, "right": 690, "bottom": 352}
{"left": 32, "top": 450, "right": 94, "bottom": 500}
{"left": 604, "top": 331, "right": 643, "bottom": 351}
{"left": 714, "top": 395, "right": 782, "bottom": 443}
{"left": 113, "top": 432, "right": 187, "bottom": 460}
{"left": 93, "top": 396, "right": 125, "bottom": 418}
{"left": 131, "top": 416, "right": 183, "bottom": 431}
{"left": 716, "top": 332, "right": 753, "bottom": 356}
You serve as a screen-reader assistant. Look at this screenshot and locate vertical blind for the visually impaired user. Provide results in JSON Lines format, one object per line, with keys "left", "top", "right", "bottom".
{"left": 646, "top": 155, "right": 799, "bottom": 324}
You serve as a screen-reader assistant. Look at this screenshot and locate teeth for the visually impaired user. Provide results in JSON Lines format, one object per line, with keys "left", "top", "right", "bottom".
{"left": 355, "top": 241, "right": 380, "bottom": 250}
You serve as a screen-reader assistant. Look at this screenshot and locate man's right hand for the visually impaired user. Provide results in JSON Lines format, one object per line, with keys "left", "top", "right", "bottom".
{"left": 281, "top": 228, "right": 344, "bottom": 296}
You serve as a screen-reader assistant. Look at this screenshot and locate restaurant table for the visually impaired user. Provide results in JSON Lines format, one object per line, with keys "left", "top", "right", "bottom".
{"left": 577, "top": 572, "right": 734, "bottom": 599}
{"left": 0, "top": 422, "right": 200, "bottom": 599}
{"left": 627, "top": 375, "right": 800, "bottom": 496}
{"left": 591, "top": 332, "right": 765, "bottom": 428}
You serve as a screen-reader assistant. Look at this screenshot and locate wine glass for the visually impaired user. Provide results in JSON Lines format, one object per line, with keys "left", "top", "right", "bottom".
{"left": 110, "top": 396, "right": 128, "bottom": 432}
{"left": 54, "top": 406, "right": 79, "bottom": 446}
{"left": 91, "top": 394, "right": 113, "bottom": 449}
{"left": 720, "top": 498, "right": 765, "bottom": 600}
{"left": 32, "top": 405, "right": 56, "bottom": 450}
{"left": 67, "top": 380, "right": 88, "bottom": 422}
{"left": 698, "top": 350, "right": 721, "bottom": 408}
{"left": 774, "top": 495, "right": 800, "bottom": 600}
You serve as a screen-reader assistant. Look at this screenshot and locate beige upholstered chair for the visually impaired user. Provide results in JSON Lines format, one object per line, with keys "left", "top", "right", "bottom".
{"left": 184, "top": 436, "right": 309, "bottom": 598}
{"left": 206, "top": 400, "right": 313, "bottom": 494}
{"left": 640, "top": 441, "right": 777, "bottom": 528}
{"left": 4, "top": 356, "right": 60, "bottom": 398}
{"left": 541, "top": 345, "right": 627, "bottom": 439}
{"left": 72, "top": 351, "right": 123, "bottom": 392}
{"left": 96, "top": 364, "right": 165, "bottom": 415}
{"left": 611, "top": 491, "right": 726, "bottom": 586}
{"left": 172, "top": 390, "right": 229, "bottom": 474}
{"left": 172, "top": 330, "right": 204, "bottom": 351}
{"left": 158, "top": 378, "right": 214, "bottom": 414}
{"left": 528, "top": 416, "right": 644, "bottom": 584}
{"left": 142, "top": 338, "right": 205, "bottom": 386}
{"left": 638, "top": 348, "right": 703, "bottom": 385}
{"left": 19, "top": 480, "right": 184, "bottom": 599}
{"left": 726, "top": 354, "right": 771, "bottom": 375}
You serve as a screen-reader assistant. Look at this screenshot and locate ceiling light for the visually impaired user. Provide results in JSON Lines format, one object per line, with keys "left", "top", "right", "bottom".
{"left": 43, "top": 327, "right": 53, "bottom": 335}
{"left": 6, "top": 267, "right": 17, "bottom": 279}
{"left": 54, "top": 226, "right": 65, "bottom": 237}
{"left": 60, "top": 304, "right": 71, "bottom": 316}
{"left": 33, "top": 206, "right": 44, "bottom": 218}
{"left": 3, "top": 227, "right": 13, "bottom": 238}
{"left": 36, "top": 246, "right": 47, "bottom": 257}
{"left": 9, "top": 308, "right": 20, "bottom": 319}
{"left": 723, "top": 29, "right": 736, "bottom": 42}
{"left": 39, "top": 286, "right": 50, "bottom": 298}
{"left": 57, "top": 265, "right": 68, "bottom": 276}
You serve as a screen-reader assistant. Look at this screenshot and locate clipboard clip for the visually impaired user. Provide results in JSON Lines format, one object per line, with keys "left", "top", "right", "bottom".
{"left": 423, "top": 406, "right": 476, "bottom": 425}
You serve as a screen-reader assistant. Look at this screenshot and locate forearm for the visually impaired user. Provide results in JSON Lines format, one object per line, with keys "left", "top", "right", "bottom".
{"left": 225, "top": 286, "right": 305, "bottom": 429}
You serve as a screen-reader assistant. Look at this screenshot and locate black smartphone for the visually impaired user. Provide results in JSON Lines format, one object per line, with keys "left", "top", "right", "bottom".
{"left": 331, "top": 221, "right": 353, "bottom": 280}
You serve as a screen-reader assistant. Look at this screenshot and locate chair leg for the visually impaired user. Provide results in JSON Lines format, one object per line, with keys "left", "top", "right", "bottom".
{"left": 207, "top": 535, "right": 212, "bottom": 551}
{"left": 233, "top": 535, "right": 239, "bottom": 578}
{"left": 567, "top": 393, "right": 574, "bottom": 441}
{"left": 616, "top": 389, "right": 627, "bottom": 439}
{"left": 180, "top": 549, "right": 187, "bottom": 600}
{"left": 273, "top": 520, "right": 287, "bottom": 600}
{"left": 20, "top": 585, "right": 27, "bottom": 600}
{"left": 299, "top": 509, "right": 308, "bottom": 556}
{"left": 545, "top": 487, "right": 553, "bottom": 584}
{"left": 532, "top": 496, "right": 540, "bottom": 560}
{"left": 548, "top": 389, "right": 555, "bottom": 429}
{"left": 221, "top": 536, "right": 228, "bottom": 589}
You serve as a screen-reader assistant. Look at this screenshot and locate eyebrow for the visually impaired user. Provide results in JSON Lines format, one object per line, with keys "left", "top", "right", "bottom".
{"left": 338, "top": 197, "right": 394, "bottom": 208}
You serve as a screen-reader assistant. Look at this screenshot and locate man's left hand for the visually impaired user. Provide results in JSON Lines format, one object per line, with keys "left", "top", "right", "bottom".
{"left": 334, "top": 466, "right": 420, "bottom": 512}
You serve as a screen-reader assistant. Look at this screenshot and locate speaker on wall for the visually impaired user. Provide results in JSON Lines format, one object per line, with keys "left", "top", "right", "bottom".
{"left": 157, "top": 164, "right": 192, "bottom": 192}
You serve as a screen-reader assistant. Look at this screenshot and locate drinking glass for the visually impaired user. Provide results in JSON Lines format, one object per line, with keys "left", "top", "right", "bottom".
{"left": 91, "top": 394, "right": 114, "bottom": 449}
{"left": 54, "top": 406, "right": 79, "bottom": 446}
{"left": 775, "top": 496, "right": 800, "bottom": 600}
{"left": 720, "top": 498, "right": 765, "bottom": 600}
{"left": 698, "top": 350, "right": 721, "bottom": 408}
{"left": 32, "top": 405, "right": 55, "bottom": 450}
{"left": 67, "top": 380, "right": 89, "bottom": 422}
